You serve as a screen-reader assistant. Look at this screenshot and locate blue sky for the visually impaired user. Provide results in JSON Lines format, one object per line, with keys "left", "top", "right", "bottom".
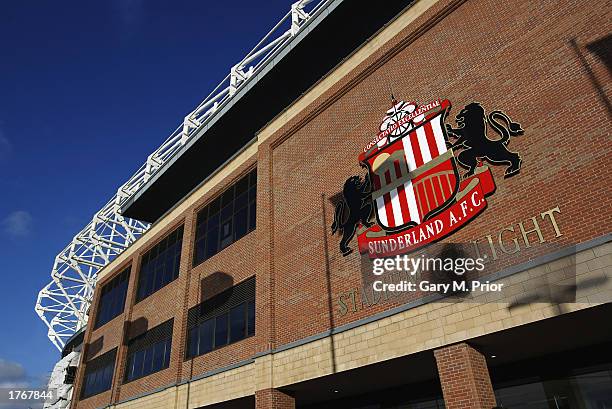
{"left": 0, "top": 0, "right": 292, "bottom": 391}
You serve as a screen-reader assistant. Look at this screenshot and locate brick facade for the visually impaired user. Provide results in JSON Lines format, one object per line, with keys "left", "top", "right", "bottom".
{"left": 434, "top": 343, "right": 496, "bottom": 409}
{"left": 255, "top": 389, "right": 295, "bottom": 409}
{"left": 70, "top": 0, "right": 611, "bottom": 407}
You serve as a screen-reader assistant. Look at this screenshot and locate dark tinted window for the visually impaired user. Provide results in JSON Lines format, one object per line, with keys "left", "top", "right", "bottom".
{"left": 124, "top": 319, "right": 173, "bottom": 383}
{"left": 136, "top": 226, "right": 183, "bottom": 302}
{"left": 247, "top": 299, "right": 256, "bottom": 337}
{"left": 151, "top": 340, "right": 165, "bottom": 372}
{"left": 95, "top": 267, "right": 130, "bottom": 329}
{"left": 230, "top": 303, "right": 246, "bottom": 343}
{"left": 199, "top": 319, "right": 214, "bottom": 355}
{"left": 131, "top": 350, "right": 144, "bottom": 380}
{"left": 186, "top": 277, "right": 255, "bottom": 359}
{"left": 215, "top": 313, "right": 228, "bottom": 348}
{"left": 81, "top": 349, "right": 116, "bottom": 399}
{"left": 193, "top": 169, "right": 256, "bottom": 265}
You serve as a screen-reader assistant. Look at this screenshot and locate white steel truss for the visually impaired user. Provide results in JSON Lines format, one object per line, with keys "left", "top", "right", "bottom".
{"left": 35, "top": 199, "right": 149, "bottom": 351}
{"left": 36, "top": 0, "right": 328, "bottom": 351}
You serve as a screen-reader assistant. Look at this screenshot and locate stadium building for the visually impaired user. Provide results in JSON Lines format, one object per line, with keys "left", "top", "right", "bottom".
{"left": 37, "top": 0, "right": 612, "bottom": 408}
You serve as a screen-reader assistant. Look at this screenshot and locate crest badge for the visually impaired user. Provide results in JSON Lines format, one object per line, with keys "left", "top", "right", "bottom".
{"left": 332, "top": 97, "right": 524, "bottom": 258}
{"left": 363, "top": 99, "right": 459, "bottom": 231}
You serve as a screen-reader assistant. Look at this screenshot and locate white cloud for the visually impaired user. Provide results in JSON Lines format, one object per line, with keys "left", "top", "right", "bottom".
{"left": 0, "top": 360, "right": 46, "bottom": 409}
{"left": 1, "top": 210, "right": 33, "bottom": 238}
{"left": 0, "top": 381, "right": 29, "bottom": 388}
{"left": 0, "top": 359, "right": 27, "bottom": 386}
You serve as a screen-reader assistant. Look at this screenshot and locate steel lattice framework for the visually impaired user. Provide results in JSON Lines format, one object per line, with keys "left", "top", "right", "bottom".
{"left": 35, "top": 0, "right": 328, "bottom": 351}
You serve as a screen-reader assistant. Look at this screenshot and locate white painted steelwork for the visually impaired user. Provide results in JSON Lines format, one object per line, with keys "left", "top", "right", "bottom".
{"left": 35, "top": 0, "right": 327, "bottom": 351}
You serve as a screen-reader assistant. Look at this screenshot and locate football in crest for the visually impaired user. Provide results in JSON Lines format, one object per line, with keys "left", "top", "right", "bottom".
{"left": 378, "top": 100, "right": 426, "bottom": 147}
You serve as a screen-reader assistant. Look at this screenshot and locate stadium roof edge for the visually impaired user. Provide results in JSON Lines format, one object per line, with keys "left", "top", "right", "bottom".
{"left": 120, "top": 0, "right": 416, "bottom": 223}
{"left": 119, "top": 0, "right": 344, "bottom": 221}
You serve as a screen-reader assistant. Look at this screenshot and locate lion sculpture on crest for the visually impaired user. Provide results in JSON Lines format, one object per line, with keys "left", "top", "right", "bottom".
{"left": 331, "top": 174, "right": 373, "bottom": 256}
{"left": 446, "top": 102, "right": 524, "bottom": 178}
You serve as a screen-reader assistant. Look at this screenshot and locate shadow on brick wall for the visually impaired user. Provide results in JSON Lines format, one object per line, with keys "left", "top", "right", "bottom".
{"left": 85, "top": 335, "right": 104, "bottom": 360}
{"left": 200, "top": 271, "right": 234, "bottom": 303}
{"left": 123, "top": 317, "right": 149, "bottom": 345}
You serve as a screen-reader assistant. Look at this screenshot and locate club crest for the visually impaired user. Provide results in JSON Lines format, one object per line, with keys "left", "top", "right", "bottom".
{"left": 332, "top": 98, "right": 524, "bottom": 258}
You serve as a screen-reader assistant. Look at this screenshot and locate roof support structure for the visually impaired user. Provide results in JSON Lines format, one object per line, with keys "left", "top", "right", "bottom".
{"left": 35, "top": 200, "right": 148, "bottom": 351}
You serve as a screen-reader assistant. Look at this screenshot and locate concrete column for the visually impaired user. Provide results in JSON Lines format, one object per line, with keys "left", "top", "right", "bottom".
{"left": 255, "top": 388, "right": 295, "bottom": 409}
{"left": 434, "top": 343, "right": 497, "bottom": 409}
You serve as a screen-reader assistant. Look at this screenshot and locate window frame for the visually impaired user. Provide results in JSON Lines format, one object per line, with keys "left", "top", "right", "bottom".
{"left": 185, "top": 277, "right": 256, "bottom": 360}
{"left": 192, "top": 168, "right": 257, "bottom": 266}
{"left": 80, "top": 349, "right": 117, "bottom": 400}
{"left": 123, "top": 320, "right": 173, "bottom": 384}
{"left": 186, "top": 300, "right": 254, "bottom": 359}
{"left": 94, "top": 267, "right": 131, "bottom": 330}
{"left": 135, "top": 225, "right": 184, "bottom": 303}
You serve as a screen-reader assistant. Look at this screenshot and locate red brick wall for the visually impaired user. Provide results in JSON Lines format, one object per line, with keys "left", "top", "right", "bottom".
{"left": 72, "top": 160, "right": 259, "bottom": 408}
{"left": 434, "top": 343, "right": 496, "bottom": 409}
{"left": 265, "top": 0, "right": 611, "bottom": 346}
{"left": 116, "top": 215, "right": 189, "bottom": 402}
{"left": 180, "top": 232, "right": 259, "bottom": 380}
{"left": 255, "top": 388, "right": 295, "bottom": 409}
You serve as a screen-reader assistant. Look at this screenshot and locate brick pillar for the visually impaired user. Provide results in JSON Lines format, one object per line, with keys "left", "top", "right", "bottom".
{"left": 255, "top": 388, "right": 295, "bottom": 409}
{"left": 434, "top": 343, "right": 496, "bottom": 409}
